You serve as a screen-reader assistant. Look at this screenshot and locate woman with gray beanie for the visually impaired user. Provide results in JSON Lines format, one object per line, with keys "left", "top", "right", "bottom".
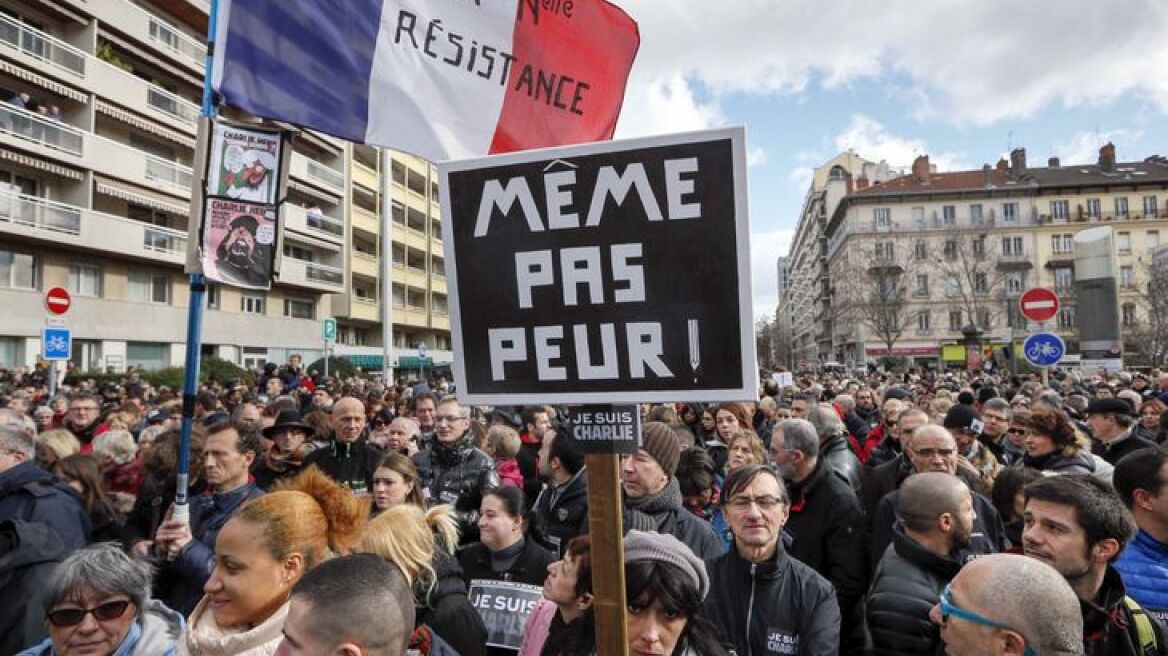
{"left": 622, "top": 530, "right": 729, "bottom": 656}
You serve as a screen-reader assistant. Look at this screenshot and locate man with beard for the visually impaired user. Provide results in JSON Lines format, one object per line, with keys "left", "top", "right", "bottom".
{"left": 64, "top": 393, "right": 103, "bottom": 450}
{"left": 770, "top": 418, "right": 867, "bottom": 654}
{"left": 855, "top": 387, "right": 882, "bottom": 428}
{"left": 531, "top": 428, "right": 589, "bottom": 556}
{"left": 866, "top": 473, "right": 972, "bottom": 655}
{"left": 1023, "top": 475, "right": 1166, "bottom": 655}
{"left": 302, "top": 396, "right": 382, "bottom": 496}
{"left": 412, "top": 397, "right": 499, "bottom": 544}
{"left": 519, "top": 405, "right": 552, "bottom": 504}
{"left": 214, "top": 214, "right": 269, "bottom": 287}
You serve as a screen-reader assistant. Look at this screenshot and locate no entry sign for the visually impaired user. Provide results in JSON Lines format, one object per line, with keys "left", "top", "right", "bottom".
{"left": 1019, "top": 287, "right": 1060, "bottom": 323}
{"left": 45, "top": 287, "right": 71, "bottom": 315}
{"left": 440, "top": 128, "right": 756, "bottom": 405}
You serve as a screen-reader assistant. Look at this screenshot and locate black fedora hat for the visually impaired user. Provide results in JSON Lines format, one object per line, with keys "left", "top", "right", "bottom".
{"left": 262, "top": 409, "right": 313, "bottom": 437}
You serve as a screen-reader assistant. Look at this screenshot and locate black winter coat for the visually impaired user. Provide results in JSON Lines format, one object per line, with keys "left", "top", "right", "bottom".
{"left": 819, "top": 432, "right": 863, "bottom": 492}
{"left": 0, "top": 519, "right": 70, "bottom": 655}
{"left": 624, "top": 478, "right": 723, "bottom": 560}
{"left": 0, "top": 461, "right": 90, "bottom": 549}
{"left": 458, "top": 536, "right": 555, "bottom": 586}
{"left": 865, "top": 434, "right": 902, "bottom": 471}
{"left": 413, "top": 433, "right": 501, "bottom": 544}
{"left": 417, "top": 550, "right": 488, "bottom": 656}
{"left": 302, "top": 437, "right": 383, "bottom": 495}
{"left": 704, "top": 545, "right": 840, "bottom": 656}
{"left": 1096, "top": 431, "right": 1161, "bottom": 466}
{"left": 531, "top": 469, "right": 589, "bottom": 556}
{"left": 1081, "top": 566, "right": 1166, "bottom": 656}
{"left": 870, "top": 489, "right": 1006, "bottom": 571}
{"left": 866, "top": 525, "right": 962, "bottom": 656}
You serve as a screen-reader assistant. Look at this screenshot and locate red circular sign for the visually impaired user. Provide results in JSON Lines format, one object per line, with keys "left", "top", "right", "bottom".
{"left": 1019, "top": 287, "right": 1060, "bottom": 322}
{"left": 45, "top": 287, "right": 71, "bottom": 315}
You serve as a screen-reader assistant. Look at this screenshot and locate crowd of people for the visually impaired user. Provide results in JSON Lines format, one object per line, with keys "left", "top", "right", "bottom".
{"left": 1, "top": 358, "right": 1167, "bottom": 655}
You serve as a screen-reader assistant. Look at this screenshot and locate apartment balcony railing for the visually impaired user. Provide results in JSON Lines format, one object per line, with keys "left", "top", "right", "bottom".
{"left": 0, "top": 104, "right": 84, "bottom": 155}
{"left": 0, "top": 13, "right": 86, "bottom": 77}
{"left": 0, "top": 191, "right": 81, "bottom": 233}
{"left": 148, "top": 16, "right": 206, "bottom": 68}
{"left": 305, "top": 261, "right": 344, "bottom": 285}
{"left": 146, "top": 86, "right": 200, "bottom": 123}
{"left": 305, "top": 209, "right": 344, "bottom": 237}
{"left": 143, "top": 225, "right": 188, "bottom": 255}
{"left": 144, "top": 152, "right": 193, "bottom": 189}
{"left": 306, "top": 160, "right": 345, "bottom": 189}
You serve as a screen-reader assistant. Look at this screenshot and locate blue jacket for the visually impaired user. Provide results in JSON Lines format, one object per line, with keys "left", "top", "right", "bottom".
{"left": 0, "top": 462, "right": 90, "bottom": 548}
{"left": 18, "top": 599, "right": 184, "bottom": 656}
{"left": 1115, "top": 529, "right": 1168, "bottom": 623}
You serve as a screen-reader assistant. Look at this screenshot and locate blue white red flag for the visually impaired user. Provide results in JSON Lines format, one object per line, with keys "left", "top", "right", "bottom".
{"left": 211, "top": 0, "right": 640, "bottom": 161}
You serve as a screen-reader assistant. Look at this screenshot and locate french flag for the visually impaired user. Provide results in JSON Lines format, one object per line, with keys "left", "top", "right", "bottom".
{"left": 211, "top": 0, "right": 640, "bottom": 161}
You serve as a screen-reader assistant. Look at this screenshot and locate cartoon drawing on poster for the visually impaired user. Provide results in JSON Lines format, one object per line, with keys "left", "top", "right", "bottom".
{"left": 206, "top": 122, "right": 282, "bottom": 204}
{"left": 201, "top": 198, "right": 276, "bottom": 289}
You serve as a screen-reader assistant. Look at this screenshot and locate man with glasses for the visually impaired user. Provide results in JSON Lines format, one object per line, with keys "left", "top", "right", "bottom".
{"left": 0, "top": 427, "right": 89, "bottom": 548}
{"left": 413, "top": 397, "right": 499, "bottom": 544}
{"left": 862, "top": 408, "right": 928, "bottom": 516}
{"left": 1024, "top": 474, "right": 1166, "bottom": 655}
{"left": 930, "top": 553, "right": 1083, "bottom": 656}
{"left": 65, "top": 393, "right": 103, "bottom": 449}
{"left": 412, "top": 392, "right": 439, "bottom": 448}
{"left": 979, "top": 398, "right": 1022, "bottom": 465}
{"left": 704, "top": 463, "right": 840, "bottom": 656}
{"left": 868, "top": 424, "right": 1006, "bottom": 570}
{"left": 864, "top": 398, "right": 908, "bottom": 469}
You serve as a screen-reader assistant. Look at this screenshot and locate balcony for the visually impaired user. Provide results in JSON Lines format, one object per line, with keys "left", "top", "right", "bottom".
{"left": 351, "top": 206, "right": 379, "bottom": 235}
{"left": 0, "top": 14, "right": 86, "bottom": 79}
{"left": 283, "top": 203, "right": 343, "bottom": 244}
{"left": 404, "top": 266, "right": 429, "bottom": 289}
{"left": 279, "top": 257, "right": 345, "bottom": 292}
{"left": 352, "top": 251, "right": 380, "bottom": 279}
{"left": 393, "top": 224, "right": 429, "bottom": 252}
{"left": 352, "top": 160, "right": 378, "bottom": 191}
{"left": 0, "top": 191, "right": 186, "bottom": 264}
{"left": 147, "top": 16, "right": 206, "bottom": 69}
{"left": 290, "top": 152, "right": 344, "bottom": 195}
{"left": 349, "top": 295, "right": 380, "bottom": 321}
{"left": 0, "top": 103, "right": 84, "bottom": 155}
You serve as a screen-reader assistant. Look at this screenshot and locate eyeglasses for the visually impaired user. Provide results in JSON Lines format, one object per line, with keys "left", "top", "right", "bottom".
{"left": 1007, "top": 428, "right": 1027, "bottom": 436}
{"left": 69, "top": 406, "right": 99, "bottom": 413}
{"left": 983, "top": 415, "right": 1008, "bottom": 423}
{"left": 912, "top": 447, "right": 955, "bottom": 458}
{"left": 434, "top": 414, "right": 466, "bottom": 423}
{"left": 938, "top": 585, "right": 1035, "bottom": 656}
{"left": 886, "top": 420, "right": 898, "bottom": 427}
{"left": 725, "top": 495, "right": 785, "bottom": 511}
{"left": 48, "top": 600, "right": 133, "bottom": 627}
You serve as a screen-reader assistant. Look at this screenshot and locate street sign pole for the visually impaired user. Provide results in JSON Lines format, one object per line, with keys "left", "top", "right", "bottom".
{"left": 585, "top": 452, "right": 628, "bottom": 656}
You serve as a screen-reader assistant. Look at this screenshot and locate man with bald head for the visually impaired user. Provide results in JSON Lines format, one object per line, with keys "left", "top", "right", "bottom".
{"left": 302, "top": 396, "right": 382, "bottom": 495}
{"left": 930, "top": 553, "right": 1083, "bottom": 656}
{"left": 868, "top": 424, "right": 1007, "bottom": 569}
{"left": 866, "top": 473, "right": 972, "bottom": 655}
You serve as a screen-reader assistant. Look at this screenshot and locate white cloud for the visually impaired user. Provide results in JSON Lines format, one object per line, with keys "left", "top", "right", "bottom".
{"left": 787, "top": 166, "right": 813, "bottom": 190}
{"left": 749, "top": 228, "right": 795, "bottom": 317}
{"left": 612, "top": 0, "right": 1168, "bottom": 130}
{"left": 833, "top": 114, "right": 969, "bottom": 170}
{"left": 1054, "top": 129, "right": 1144, "bottom": 165}
{"left": 614, "top": 74, "right": 723, "bottom": 140}
{"left": 747, "top": 146, "right": 767, "bottom": 168}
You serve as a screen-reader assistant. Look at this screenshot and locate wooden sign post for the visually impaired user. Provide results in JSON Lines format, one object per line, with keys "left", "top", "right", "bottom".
{"left": 585, "top": 453, "right": 629, "bottom": 656}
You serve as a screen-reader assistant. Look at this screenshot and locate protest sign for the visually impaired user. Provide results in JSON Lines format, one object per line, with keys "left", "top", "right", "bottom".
{"left": 467, "top": 579, "right": 543, "bottom": 650}
{"left": 200, "top": 199, "right": 277, "bottom": 289}
{"left": 206, "top": 121, "right": 282, "bottom": 203}
{"left": 568, "top": 405, "right": 640, "bottom": 454}
{"left": 440, "top": 127, "right": 755, "bottom": 405}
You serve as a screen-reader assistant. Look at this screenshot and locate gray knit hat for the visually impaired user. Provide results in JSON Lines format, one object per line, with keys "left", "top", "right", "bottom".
{"left": 641, "top": 422, "right": 681, "bottom": 476}
{"left": 623, "top": 529, "right": 710, "bottom": 600}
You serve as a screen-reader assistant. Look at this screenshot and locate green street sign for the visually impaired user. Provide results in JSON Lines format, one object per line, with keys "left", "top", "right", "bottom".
{"left": 322, "top": 317, "right": 337, "bottom": 341}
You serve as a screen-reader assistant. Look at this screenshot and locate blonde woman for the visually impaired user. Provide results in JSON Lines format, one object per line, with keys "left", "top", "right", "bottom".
{"left": 357, "top": 504, "right": 487, "bottom": 656}
{"left": 35, "top": 428, "right": 81, "bottom": 470}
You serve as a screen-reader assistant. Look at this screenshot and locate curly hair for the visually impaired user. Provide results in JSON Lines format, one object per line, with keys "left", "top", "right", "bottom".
{"left": 1023, "top": 410, "right": 1078, "bottom": 452}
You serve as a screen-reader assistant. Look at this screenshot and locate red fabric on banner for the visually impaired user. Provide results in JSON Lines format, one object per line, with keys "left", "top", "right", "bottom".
{"left": 489, "top": 0, "right": 640, "bottom": 154}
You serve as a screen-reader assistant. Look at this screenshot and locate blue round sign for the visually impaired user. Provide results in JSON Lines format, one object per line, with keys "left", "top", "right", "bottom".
{"left": 1023, "top": 332, "right": 1065, "bottom": 368}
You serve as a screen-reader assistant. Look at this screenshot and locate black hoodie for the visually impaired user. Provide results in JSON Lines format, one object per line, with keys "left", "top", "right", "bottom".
{"left": 418, "top": 549, "right": 488, "bottom": 656}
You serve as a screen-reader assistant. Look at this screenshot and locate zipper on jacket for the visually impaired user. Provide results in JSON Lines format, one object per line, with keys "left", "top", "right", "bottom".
{"left": 746, "top": 563, "right": 758, "bottom": 656}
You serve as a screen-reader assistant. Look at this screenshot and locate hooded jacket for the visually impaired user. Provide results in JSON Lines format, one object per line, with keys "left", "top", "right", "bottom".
{"left": 0, "top": 461, "right": 91, "bottom": 549}
{"left": 865, "top": 525, "right": 963, "bottom": 656}
{"left": 417, "top": 550, "right": 488, "bottom": 656}
{"left": 1080, "top": 565, "right": 1166, "bottom": 656}
{"left": 19, "top": 599, "right": 185, "bottom": 656}
{"left": 302, "top": 435, "right": 383, "bottom": 495}
{"left": 1114, "top": 529, "right": 1168, "bottom": 624}
{"left": 414, "top": 433, "right": 501, "bottom": 543}
{"left": 624, "top": 478, "right": 723, "bottom": 560}
{"left": 869, "top": 489, "right": 1006, "bottom": 571}
{"left": 531, "top": 468, "right": 589, "bottom": 556}
{"left": 704, "top": 543, "right": 840, "bottom": 656}
{"left": 0, "top": 520, "right": 71, "bottom": 655}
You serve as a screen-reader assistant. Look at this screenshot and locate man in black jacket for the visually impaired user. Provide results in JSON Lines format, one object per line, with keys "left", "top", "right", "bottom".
{"left": 1086, "top": 398, "right": 1159, "bottom": 466}
{"left": 771, "top": 418, "right": 866, "bottom": 654}
{"left": 807, "top": 405, "right": 863, "bottom": 491}
{"left": 303, "top": 396, "right": 382, "bottom": 496}
{"left": 866, "top": 473, "right": 971, "bottom": 656}
{"left": 704, "top": 464, "right": 840, "bottom": 655}
{"left": 531, "top": 429, "right": 588, "bottom": 556}
{"left": 0, "top": 427, "right": 90, "bottom": 549}
{"left": 0, "top": 519, "right": 70, "bottom": 654}
{"left": 413, "top": 397, "right": 500, "bottom": 544}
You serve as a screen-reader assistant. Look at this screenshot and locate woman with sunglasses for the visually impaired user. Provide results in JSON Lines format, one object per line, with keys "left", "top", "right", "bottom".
{"left": 18, "top": 543, "right": 184, "bottom": 656}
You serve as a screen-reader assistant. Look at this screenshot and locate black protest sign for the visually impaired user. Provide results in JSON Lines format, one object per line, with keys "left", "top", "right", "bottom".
{"left": 467, "top": 579, "right": 543, "bottom": 650}
{"left": 569, "top": 405, "right": 640, "bottom": 454}
{"left": 440, "top": 128, "right": 756, "bottom": 405}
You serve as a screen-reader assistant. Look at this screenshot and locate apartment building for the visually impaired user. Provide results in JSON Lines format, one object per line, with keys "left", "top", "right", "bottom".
{"left": 818, "top": 144, "right": 1168, "bottom": 369}
{"left": 0, "top": 0, "right": 452, "bottom": 374}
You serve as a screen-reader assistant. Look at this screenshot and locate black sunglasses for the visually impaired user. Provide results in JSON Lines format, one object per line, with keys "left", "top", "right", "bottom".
{"left": 48, "top": 600, "right": 133, "bottom": 627}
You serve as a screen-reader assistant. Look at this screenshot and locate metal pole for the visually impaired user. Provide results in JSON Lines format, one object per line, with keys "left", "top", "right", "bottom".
{"left": 324, "top": 340, "right": 329, "bottom": 380}
{"left": 174, "top": 0, "right": 219, "bottom": 525}
{"left": 380, "top": 149, "right": 395, "bottom": 385}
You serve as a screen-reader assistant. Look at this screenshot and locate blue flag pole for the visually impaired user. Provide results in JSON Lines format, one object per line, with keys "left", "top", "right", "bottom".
{"left": 173, "top": 0, "right": 220, "bottom": 526}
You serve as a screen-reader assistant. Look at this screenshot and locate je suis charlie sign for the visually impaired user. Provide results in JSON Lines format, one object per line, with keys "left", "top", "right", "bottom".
{"left": 440, "top": 128, "right": 756, "bottom": 405}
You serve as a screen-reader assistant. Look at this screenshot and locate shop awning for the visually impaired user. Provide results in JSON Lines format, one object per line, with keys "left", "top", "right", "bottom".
{"left": 342, "top": 355, "right": 433, "bottom": 369}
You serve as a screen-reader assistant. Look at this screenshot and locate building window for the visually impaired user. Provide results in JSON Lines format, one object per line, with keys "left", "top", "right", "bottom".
{"left": 1115, "top": 197, "right": 1129, "bottom": 218}
{"left": 1002, "top": 236, "right": 1024, "bottom": 256}
{"left": 917, "top": 311, "right": 931, "bottom": 332}
{"left": 972, "top": 237, "right": 986, "bottom": 259}
{"left": 976, "top": 309, "right": 991, "bottom": 329}
{"left": 1143, "top": 195, "right": 1159, "bottom": 217}
{"left": 946, "top": 275, "right": 961, "bottom": 297}
{"left": 970, "top": 204, "right": 984, "bottom": 224}
{"left": 1006, "top": 271, "right": 1024, "bottom": 296}
{"left": 206, "top": 284, "right": 220, "bottom": 310}
{"left": 914, "top": 241, "right": 927, "bottom": 260}
{"left": 0, "top": 249, "right": 36, "bottom": 289}
{"left": 241, "top": 293, "right": 265, "bottom": 314}
{"left": 975, "top": 272, "right": 988, "bottom": 294}
{"left": 915, "top": 274, "right": 929, "bottom": 296}
{"left": 948, "top": 310, "right": 963, "bottom": 331}
{"left": 1120, "top": 265, "right": 1134, "bottom": 288}
{"left": 875, "top": 241, "right": 895, "bottom": 260}
{"left": 1117, "top": 231, "right": 1131, "bottom": 255}
{"left": 283, "top": 244, "right": 315, "bottom": 262}
{"left": 126, "top": 342, "right": 166, "bottom": 370}
{"left": 943, "top": 240, "right": 957, "bottom": 260}
{"left": 1053, "top": 267, "right": 1073, "bottom": 291}
{"left": 391, "top": 201, "right": 405, "bottom": 225}
{"left": 1057, "top": 306, "right": 1075, "bottom": 330}
{"left": 1007, "top": 305, "right": 1026, "bottom": 329}
{"left": 1050, "top": 200, "right": 1070, "bottom": 220}
{"left": 912, "top": 206, "right": 925, "bottom": 227}
{"left": 1085, "top": 198, "right": 1101, "bottom": 218}
{"left": 874, "top": 207, "right": 891, "bottom": 229}
{"left": 283, "top": 297, "right": 315, "bottom": 319}
{"left": 1051, "top": 234, "right": 1074, "bottom": 254}
{"left": 68, "top": 264, "right": 102, "bottom": 298}
{"left": 242, "top": 347, "right": 268, "bottom": 370}
{"left": 391, "top": 160, "right": 405, "bottom": 185}
{"left": 1002, "top": 203, "right": 1018, "bottom": 222}
{"left": 942, "top": 205, "right": 956, "bottom": 226}
{"left": 1148, "top": 230, "right": 1160, "bottom": 251}
{"left": 1122, "top": 303, "right": 1137, "bottom": 327}
{"left": 127, "top": 272, "right": 170, "bottom": 305}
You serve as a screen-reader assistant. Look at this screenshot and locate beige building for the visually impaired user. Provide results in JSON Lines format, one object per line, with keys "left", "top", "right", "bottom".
{"left": 0, "top": 0, "right": 450, "bottom": 374}
{"left": 817, "top": 144, "right": 1168, "bottom": 369}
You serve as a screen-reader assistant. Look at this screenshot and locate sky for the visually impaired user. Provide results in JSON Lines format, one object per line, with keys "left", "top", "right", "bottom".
{"left": 608, "top": 0, "right": 1168, "bottom": 321}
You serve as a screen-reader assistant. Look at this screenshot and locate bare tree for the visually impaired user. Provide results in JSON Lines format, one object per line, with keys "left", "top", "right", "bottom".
{"left": 755, "top": 315, "right": 777, "bottom": 370}
{"left": 1126, "top": 254, "right": 1168, "bottom": 366}
{"left": 831, "top": 240, "right": 916, "bottom": 357}
{"left": 933, "top": 234, "right": 1014, "bottom": 333}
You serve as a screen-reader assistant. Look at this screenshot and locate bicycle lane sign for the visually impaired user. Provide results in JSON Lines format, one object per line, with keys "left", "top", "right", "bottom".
{"left": 1023, "top": 332, "right": 1065, "bottom": 368}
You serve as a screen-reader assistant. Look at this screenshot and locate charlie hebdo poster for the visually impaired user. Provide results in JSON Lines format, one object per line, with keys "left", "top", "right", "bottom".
{"left": 206, "top": 121, "right": 282, "bottom": 203}
{"left": 201, "top": 199, "right": 277, "bottom": 289}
